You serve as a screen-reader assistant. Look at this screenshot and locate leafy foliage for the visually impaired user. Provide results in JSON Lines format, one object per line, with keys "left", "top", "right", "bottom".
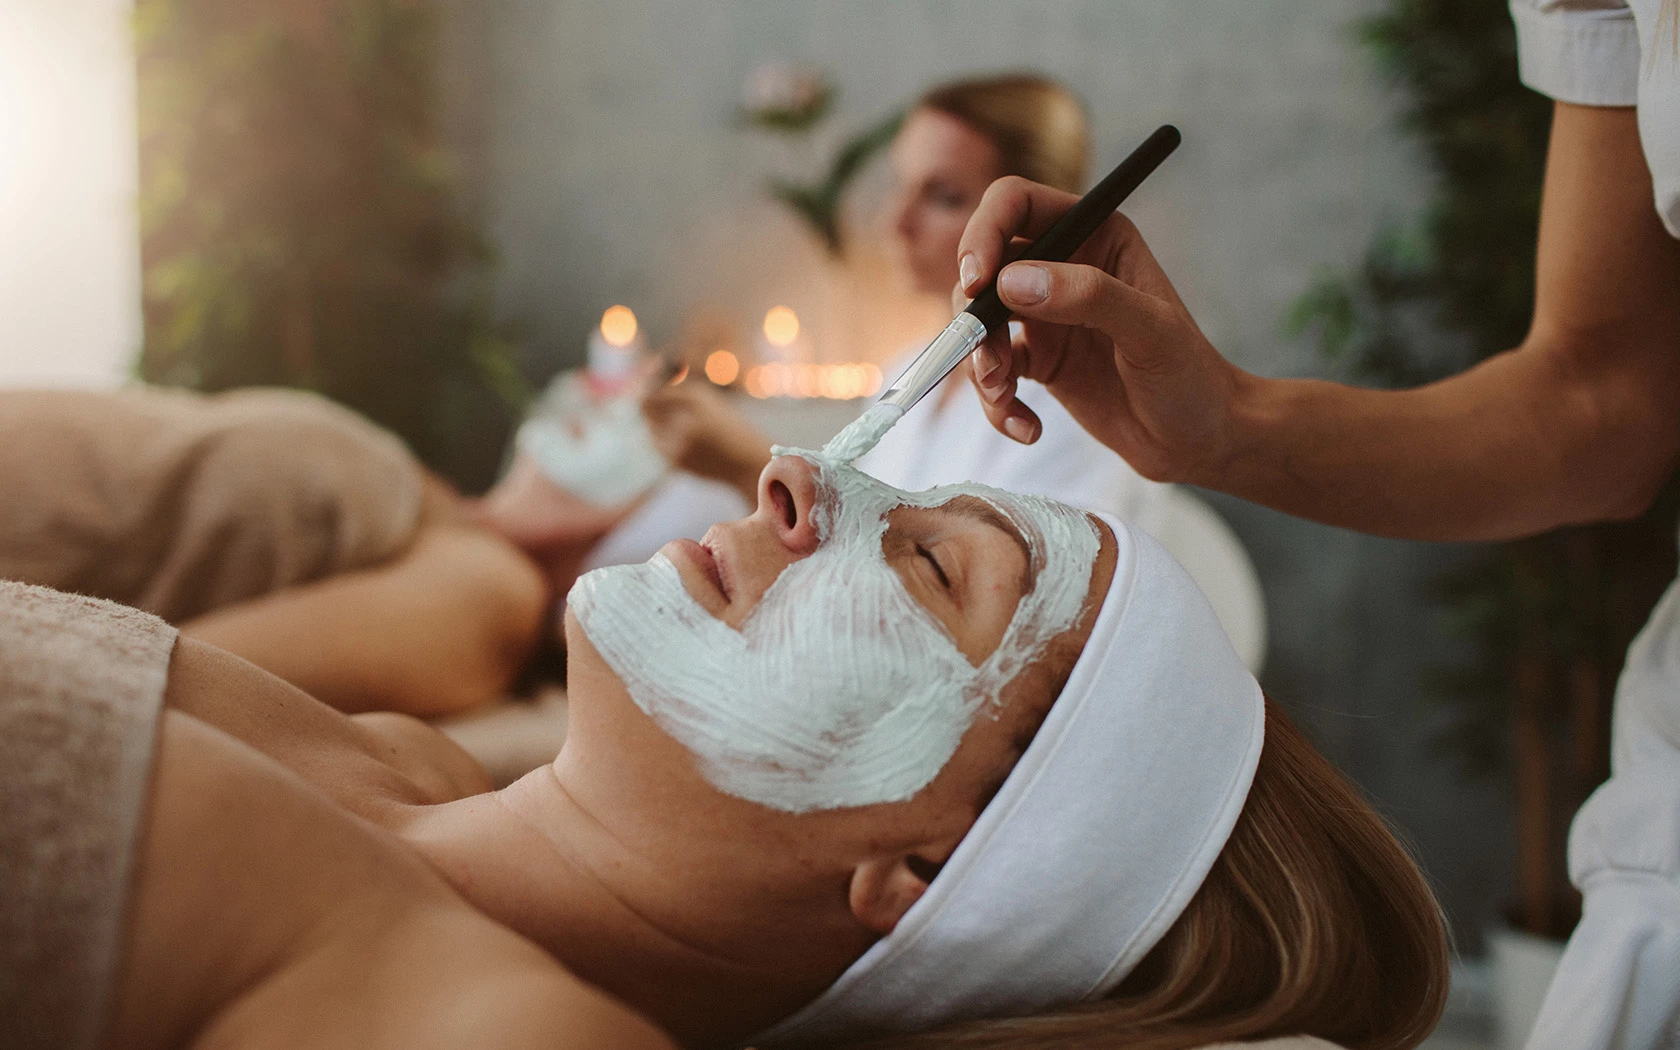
{"left": 1289, "top": 0, "right": 1550, "bottom": 385}
{"left": 768, "top": 110, "right": 904, "bottom": 255}
{"left": 134, "top": 0, "right": 524, "bottom": 489}
{"left": 1290, "top": 0, "right": 1677, "bottom": 937}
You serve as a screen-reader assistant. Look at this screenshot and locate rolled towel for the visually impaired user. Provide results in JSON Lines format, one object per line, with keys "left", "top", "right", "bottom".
{"left": 0, "top": 386, "right": 424, "bottom": 622}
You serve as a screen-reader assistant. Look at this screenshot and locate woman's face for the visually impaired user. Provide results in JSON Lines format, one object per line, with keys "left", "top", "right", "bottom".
{"left": 665, "top": 463, "right": 1034, "bottom": 665}
{"left": 562, "top": 454, "right": 1112, "bottom": 823}
{"left": 885, "top": 107, "right": 1004, "bottom": 297}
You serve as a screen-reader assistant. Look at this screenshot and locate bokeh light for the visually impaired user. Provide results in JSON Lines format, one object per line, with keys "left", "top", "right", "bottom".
{"left": 600, "top": 304, "right": 639, "bottom": 347}
{"left": 704, "top": 349, "right": 740, "bottom": 385}
{"left": 762, "top": 305, "right": 800, "bottom": 347}
{"left": 742, "top": 362, "right": 881, "bottom": 400}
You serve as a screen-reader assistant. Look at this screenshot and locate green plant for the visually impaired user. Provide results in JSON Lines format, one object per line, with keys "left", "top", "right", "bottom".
{"left": 1288, "top": 0, "right": 1678, "bottom": 939}
{"left": 134, "top": 0, "right": 525, "bottom": 489}
{"left": 768, "top": 110, "right": 904, "bottom": 255}
{"left": 739, "top": 63, "right": 902, "bottom": 256}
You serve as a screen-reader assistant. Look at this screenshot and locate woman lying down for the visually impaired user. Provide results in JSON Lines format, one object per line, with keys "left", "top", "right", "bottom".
{"left": 0, "top": 448, "right": 1447, "bottom": 1050}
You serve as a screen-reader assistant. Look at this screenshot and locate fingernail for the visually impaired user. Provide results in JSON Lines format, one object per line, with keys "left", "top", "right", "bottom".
{"left": 959, "top": 252, "right": 979, "bottom": 293}
{"left": 980, "top": 379, "right": 1009, "bottom": 404}
{"left": 1003, "top": 415, "right": 1037, "bottom": 443}
{"left": 973, "top": 345, "right": 1001, "bottom": 382}
{"left": 998, "top": 264, "right": 1048, "bottom": 305}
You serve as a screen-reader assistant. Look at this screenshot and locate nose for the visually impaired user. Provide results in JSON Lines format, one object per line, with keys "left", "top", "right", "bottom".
{"left": 757, "top": 455, "right": 821, "bottom": 557}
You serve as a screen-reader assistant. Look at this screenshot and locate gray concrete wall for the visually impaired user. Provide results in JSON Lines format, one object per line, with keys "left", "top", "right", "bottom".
{"left": 444, "top": 0, "right": 1514, "bottom": 947}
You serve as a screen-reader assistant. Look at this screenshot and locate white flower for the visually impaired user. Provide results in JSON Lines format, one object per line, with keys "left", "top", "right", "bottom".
{"left": 742, "top": 61, "right": 833, "bottom": 128}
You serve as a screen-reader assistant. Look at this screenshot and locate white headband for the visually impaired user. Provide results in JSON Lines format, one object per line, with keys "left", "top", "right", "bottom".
{"left": 753, "top": 514, "right": 1266, "bottom": 1046}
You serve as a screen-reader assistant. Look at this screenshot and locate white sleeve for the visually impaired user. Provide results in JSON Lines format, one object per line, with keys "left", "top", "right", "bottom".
{"left": 1509, "top": 0, "right": 1641, "bottom": 106}
{"left": 1526, "top": 577, "right": 1680, "bottom": 1049}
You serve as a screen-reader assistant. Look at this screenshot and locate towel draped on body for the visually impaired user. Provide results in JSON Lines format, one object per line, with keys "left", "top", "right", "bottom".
{"left": 0, "top": 582, "right": 179, "bottom": 1050}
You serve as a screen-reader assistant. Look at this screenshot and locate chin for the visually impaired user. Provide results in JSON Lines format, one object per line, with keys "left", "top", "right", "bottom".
{"left": 560, "top": 608, "right": 597, "bottom": 691}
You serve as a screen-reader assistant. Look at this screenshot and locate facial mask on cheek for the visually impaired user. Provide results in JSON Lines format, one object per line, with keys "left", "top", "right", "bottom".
{"left": 568, "top": 430, "right": 1100, "bottom": 813}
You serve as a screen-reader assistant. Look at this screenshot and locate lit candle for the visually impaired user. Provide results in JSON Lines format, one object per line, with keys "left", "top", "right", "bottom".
{"left": 587, "top": 305, "right": 647, "bottom": 382}
{"left": 704, "top": 350, "right": 740, "bottom": 386}
{"left": 762, "top": 306, "right": 799, "bottom": 350}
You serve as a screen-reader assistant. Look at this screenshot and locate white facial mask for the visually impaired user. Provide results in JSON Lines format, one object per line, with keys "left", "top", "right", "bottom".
{"left": 568, "top": 409, "right": 1100, "bottom": 813}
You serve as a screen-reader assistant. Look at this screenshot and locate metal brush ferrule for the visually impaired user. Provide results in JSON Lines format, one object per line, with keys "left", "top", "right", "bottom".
{"left": 876, "top": 312, "right": 989, "bottom": 414}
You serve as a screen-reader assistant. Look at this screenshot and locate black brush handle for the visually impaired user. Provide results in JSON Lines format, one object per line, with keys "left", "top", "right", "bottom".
{"left": 965, "top": 124, "right": 1180, "bottom": 333}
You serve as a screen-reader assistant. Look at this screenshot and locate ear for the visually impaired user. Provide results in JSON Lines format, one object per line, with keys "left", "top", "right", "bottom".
{"left": 847, "top": 853, "right": 947, "bottom": 936}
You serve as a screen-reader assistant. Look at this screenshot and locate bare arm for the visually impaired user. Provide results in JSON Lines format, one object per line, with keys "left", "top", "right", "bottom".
{"left": 182, "top": 516, "right": 549, "bottom": 717}
{"left": 961, "top": 103, "right": 1680, "bottom": 541}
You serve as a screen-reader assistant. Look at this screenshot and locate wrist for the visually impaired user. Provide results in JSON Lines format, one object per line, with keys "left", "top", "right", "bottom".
{"left": 1197, "top": 367, "right": 1274, "bottom": 493}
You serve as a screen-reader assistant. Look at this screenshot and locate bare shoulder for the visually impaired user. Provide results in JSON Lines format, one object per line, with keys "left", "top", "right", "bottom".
{"left": 202, "top": 903, "right": 677, "bottom": 1050}
{"left": 437, "top": 947, "right": 679, "bottom": 1050}
{"left": 354, "top": 906, "right": 679, "bottom": 1050}
{"left": 165, "top": 637, "right": 489, "bottom": 811}
{"left": 351, "top": 709, "right": 493, "bottom": 802}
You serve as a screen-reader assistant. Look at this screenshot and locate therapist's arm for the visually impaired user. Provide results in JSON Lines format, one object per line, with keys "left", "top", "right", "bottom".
{"left": 959, "top": 102, "right": 1680, "bottom": 542}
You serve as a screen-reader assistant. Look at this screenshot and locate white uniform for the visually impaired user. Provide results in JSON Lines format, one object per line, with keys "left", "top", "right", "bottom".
{"left": 1512, "top": 1, "right": 1680, "bottom": 1046}
{"left": 1510, "top": 0, "right": 1680, "bottom": 237}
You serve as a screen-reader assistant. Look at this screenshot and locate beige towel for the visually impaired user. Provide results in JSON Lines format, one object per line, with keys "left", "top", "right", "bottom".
{"left": 0, "top": 581, "right": 179, "bottom": 1050}
{"left": 0, "top": 386, "right": 424, "bottom": 623}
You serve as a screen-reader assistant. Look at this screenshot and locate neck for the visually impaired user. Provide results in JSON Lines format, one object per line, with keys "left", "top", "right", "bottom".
{"left": 400, "top": 762, "right": 870, "bottom": 1048}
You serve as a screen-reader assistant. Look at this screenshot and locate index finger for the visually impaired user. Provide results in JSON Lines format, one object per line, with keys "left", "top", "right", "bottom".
{"left": 957, "top": 177, "right": 1083, "bottom": 296}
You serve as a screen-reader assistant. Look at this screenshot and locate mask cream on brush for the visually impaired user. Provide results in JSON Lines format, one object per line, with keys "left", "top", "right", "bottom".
{"left": 568, "top": 426, "right": 1099, "bottom": 813}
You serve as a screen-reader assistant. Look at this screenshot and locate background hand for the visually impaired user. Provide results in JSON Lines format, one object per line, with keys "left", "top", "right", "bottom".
{"left": 642, "top": 379, "right": 773, "bottom": 502}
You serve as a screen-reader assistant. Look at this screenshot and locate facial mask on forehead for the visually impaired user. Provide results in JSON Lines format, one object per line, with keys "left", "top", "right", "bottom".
{"left": 568, "top": 412, "right": 1100, "bottom": 813}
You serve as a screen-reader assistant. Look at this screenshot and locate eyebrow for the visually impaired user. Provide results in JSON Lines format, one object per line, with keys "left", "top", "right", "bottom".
{"left": 941, "top": 496, "right": 1036, "bottom": 597}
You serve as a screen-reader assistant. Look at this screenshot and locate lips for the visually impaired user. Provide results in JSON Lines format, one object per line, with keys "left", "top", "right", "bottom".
{"left": 673, "top": 537, "right": 730, "bottom": 604}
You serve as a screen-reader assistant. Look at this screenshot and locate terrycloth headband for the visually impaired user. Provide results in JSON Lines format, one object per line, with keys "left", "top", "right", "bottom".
{"left": 752, "top": 514, "right": 1266, "bottom": 1046}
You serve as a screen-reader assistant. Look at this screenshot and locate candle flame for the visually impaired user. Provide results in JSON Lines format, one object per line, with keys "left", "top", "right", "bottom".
{"left": 762, "top": 306, "right": 800, "bottom": 348}
{"left": 704, "top": 350, "right": 740, "bottom": 386}
{"left": 742, "top": 362, "right": 882, "bottom": 400}
{"left": 600, "top": 305, "right": 638, "bottom": 348}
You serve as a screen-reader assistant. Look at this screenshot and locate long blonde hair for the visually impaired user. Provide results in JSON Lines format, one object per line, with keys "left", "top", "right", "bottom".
{"left": 844, "top": 702, "right": 1450, "bottom": 1050}
{"left": 917, "top": 75, "right": 1091, "bottom": 194}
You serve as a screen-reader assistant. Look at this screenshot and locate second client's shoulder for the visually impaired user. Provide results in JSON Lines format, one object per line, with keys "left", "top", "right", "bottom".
{"left": 410, "top": 919, "right": 678, "bottom": 1050}
{"left": 265, "top": 903, "right": 678, "bottom": 1050}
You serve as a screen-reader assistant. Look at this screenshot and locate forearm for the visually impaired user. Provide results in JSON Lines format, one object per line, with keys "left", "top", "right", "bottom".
{"left": 1217, "top": 337, "right": 1679, "bottom": 541}
{"left": 184, "top": 524, "right": 549, "bottom": 717}
{"left": 1218, "top": 105, "right": 1680, "bottom": 541}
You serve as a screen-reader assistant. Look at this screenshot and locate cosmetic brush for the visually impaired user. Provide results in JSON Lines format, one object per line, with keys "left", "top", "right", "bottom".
{"left": 877, "top": 123, "right": 1181, "bottom": 419}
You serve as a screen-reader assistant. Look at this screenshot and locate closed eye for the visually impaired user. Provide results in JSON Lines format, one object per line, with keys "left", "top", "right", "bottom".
{"left": 916, "top": 543, "right": 951, "bottom": 590}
